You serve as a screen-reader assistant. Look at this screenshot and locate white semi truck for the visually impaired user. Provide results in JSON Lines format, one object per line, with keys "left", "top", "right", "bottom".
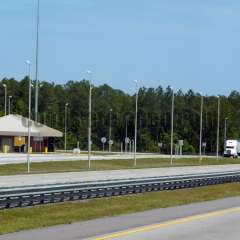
{"left": 224, "top": 140, "right": 240, "bottom": 158}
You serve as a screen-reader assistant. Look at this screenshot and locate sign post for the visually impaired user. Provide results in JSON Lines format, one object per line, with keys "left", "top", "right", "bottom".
{"left": 101, "top": 137, "right": 107, "bottom": 152}
{"left": 178, "top": 140, "right": 184, "bottom": 155}
{"left": 202, "top": 142, "right": 207, "bottom": 156}
{"left": 125, "top": 137, "right": 130, "bottom": 153}
{"left": 158, "top": 142, "right": 163, "bottom": 154}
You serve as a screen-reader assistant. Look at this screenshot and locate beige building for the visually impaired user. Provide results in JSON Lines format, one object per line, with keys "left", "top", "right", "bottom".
{"left": 0, "top": 114, "right": 63, "bottom": 152}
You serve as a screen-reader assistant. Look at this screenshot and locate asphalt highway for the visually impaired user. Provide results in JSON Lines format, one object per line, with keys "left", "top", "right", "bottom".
{"left": 1, "top": 196, "right": 240, "bottom": 240}
{"left": 93, "top": 207, "right": 240, "bottom": 240}
{"left": 1, "top": 164, "right": 240, "bottom": 188}
{"left": 0, "top": 152, "right": 212, "bottom": 165}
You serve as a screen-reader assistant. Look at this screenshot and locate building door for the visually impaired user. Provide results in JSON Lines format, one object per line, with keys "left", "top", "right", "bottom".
{"left": 1, "top": 137, "right": 13, "bottom": 152}
{"left": 48, "top": 137, "right": 55, "bottom": 152}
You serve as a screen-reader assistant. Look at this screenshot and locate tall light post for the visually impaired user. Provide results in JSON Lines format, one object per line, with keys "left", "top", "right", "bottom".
{"left": 8, "top": 96, "right": 12, "bottom": 115}
{"left": 125, "top": 116, "right": 128, "bottom": 153}
{"left": 199, "top": 93, "right": 204, "bottom": 162}
{"left": 35, "top": 0, "right": 40, "bottom": 122}
{"left": 134, "top": 80, "right": 139, "bottom": 166}
{"left": 64, "top": 103, "right": 69, "bottom": 152}
{"left": 170, "top": 87, "right": 175, "bottom": 165}
{"left": 224, "top": 117, "right": 228, "bottom": 148}
{"left": 109, "top": 109, "right": 113, "bottom": 152}
{"left": 2, "top": 84, "right": 7, "bottom": 115}
{"left": 26, "top": 60, "right": 32, "bottom": 173}
{"left": 216, "top": 96, "right": 220, "bottom": 160}
{"left": 87, "top": 70, "right": 92, "bottom": 169}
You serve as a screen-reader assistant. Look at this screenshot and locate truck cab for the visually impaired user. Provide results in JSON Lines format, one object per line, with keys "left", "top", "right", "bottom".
{"left": 224, "top": 140, "right": 240, "bottom": 158}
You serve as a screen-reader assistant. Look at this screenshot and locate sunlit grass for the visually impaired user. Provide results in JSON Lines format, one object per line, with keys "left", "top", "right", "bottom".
{"left": 0, "top": 157, "right": 239, "bottom": 175}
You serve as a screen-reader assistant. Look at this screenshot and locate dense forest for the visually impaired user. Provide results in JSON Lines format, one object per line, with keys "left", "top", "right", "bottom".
{"left": 0, "top": 77, "right": 239, "bottom": 154}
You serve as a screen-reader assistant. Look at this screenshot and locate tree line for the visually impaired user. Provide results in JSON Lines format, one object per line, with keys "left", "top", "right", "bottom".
{"left": 0, "top": 77, "right": 239, "bottom": 154}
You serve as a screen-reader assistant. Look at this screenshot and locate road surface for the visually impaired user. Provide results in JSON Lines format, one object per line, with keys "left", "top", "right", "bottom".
{"left": 1, "top": 196, "right": 240, "bottom": 240}
{"left": 0, "top": 153, "right": 213, "bottom": 165}
{"left": 1, "top": 164, "right": 240, "bottom": 188}
{"left": 92, "top": 206, "right": 240, "bottom": 240}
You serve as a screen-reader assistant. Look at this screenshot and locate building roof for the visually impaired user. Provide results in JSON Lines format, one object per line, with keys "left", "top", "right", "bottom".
{"left": 0, "top": 115, "right": 63, "bottom": 137}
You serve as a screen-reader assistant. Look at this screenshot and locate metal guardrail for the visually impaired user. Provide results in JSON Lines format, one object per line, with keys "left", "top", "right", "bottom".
{"left": 1, "top": 171, "right": 240, "bottom": 209}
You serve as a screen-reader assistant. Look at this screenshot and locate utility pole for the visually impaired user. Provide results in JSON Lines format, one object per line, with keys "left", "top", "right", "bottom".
{"left": 35, "top": 0, "right": 40, "bottom": 121}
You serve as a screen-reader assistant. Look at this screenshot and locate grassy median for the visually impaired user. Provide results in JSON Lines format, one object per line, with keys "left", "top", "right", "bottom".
{"left": 0, "top": 157, "right": 240, "bottom": 175}
{"left": 0, "top": 182, "right": 240, "bottom": 234}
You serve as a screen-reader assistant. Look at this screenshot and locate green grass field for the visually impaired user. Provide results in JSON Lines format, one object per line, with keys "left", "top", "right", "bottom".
{"left": 0, "top": 157, "right": 240, "bottom": 175}
{"left": 1, "top": 183, "right": 240, "bottom": 235}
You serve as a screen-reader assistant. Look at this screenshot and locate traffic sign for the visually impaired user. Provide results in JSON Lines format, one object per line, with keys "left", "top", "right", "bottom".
{"left": 178, "top": 140, "right": 184, "bottom": 146}
{"left": 101, "top": 137, "right": 107, "bottom": 143}
{"left": 158, "top": 142, "right": 163, "bottom": 148}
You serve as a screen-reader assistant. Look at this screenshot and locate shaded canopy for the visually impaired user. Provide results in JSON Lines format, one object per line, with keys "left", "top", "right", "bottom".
{"left": 0, "top": 115, "right": 62, "bottom": 137}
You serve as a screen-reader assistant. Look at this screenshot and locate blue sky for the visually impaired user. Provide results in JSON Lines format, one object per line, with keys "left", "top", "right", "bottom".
{"left": 1, "top": 0, "right": 240, "bottom": 95}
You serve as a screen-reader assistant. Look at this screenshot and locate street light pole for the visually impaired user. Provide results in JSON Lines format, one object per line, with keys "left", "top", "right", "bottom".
{"left": 199, "top": 94, "right": 203, "bottom": 162}
{"left": 88, "top": 84, "right": 92, "bottom": 169}
{"left": 125, "top": 116, "right": 128, "bottom": 153}
{"left": 170, "top": 88, "right": 175, "bottom": 165}
{"left": 35, "top": 0, "right": 40, "bottom": 122}
{"left": 109, "top": 109, "right": 112, "bottom": 152}
{"left": 8, "top": 96, "right": 12, "bottom": 115}
{"left": 216, "top": 96, "right": 220, "bottom": 160}
{"left": 26, "top": 60, "right": 32, "bottom": 173}
{"left": 2, "top": 84, "right": 7, "bottom": 115}
{"left": 87, "top": 71, "right": 92, "bottom": 169}
{"left": 134, "top": 80, "right": 139, "bottom": 167}
{"left": 224, "top": 117, "right": 228, "bottom": 148}
{"left": 64, "top": 103, "right": 69, "bottom": 152}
